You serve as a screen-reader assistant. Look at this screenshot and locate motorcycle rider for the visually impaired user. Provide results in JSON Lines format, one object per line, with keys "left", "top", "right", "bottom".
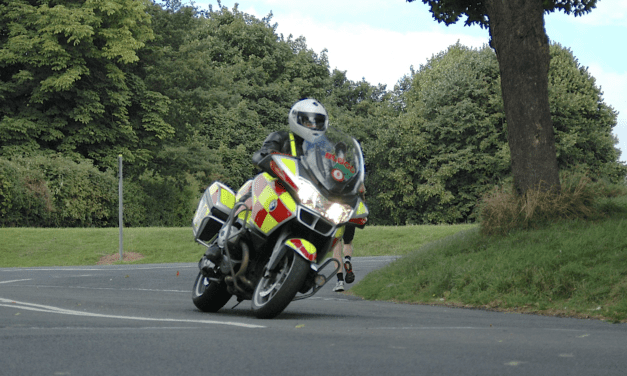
{"left": 202, "top": 98, "right": 329, "bottom": 267}
{"left": 252, "top": 97, "right": 329, "bottom": 167}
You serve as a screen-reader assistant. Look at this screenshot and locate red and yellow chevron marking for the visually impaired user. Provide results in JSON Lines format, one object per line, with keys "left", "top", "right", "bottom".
{"left": 249, "top": 173, "right": 296, "bottom": 234}
{"left": 286, "top": 238, "right": 316, "bottom": 262}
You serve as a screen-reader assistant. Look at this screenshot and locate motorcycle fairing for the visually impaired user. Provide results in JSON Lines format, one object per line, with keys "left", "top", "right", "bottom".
{"left": 349, "top": 198, "right": 369, "bottom": 227}
{"left": 249, "top": 172, "right": 297, "bottom": 235}
{"left": 270, "top": 155, "right": 299, "bottom": 191}
{"left": 236, "top": 179, "right": 253, "bottom": 201}
{"left": 285, "top": 238, "right": 317, "bottom": 262}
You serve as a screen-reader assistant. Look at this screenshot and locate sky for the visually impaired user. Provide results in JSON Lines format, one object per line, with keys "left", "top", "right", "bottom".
{"left": 193, "top": 0, "right": 627, "bottom": 162}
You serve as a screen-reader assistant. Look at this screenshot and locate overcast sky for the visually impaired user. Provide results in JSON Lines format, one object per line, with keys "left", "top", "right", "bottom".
{"left": 193, "top": 0, "right": 627, "bottom": 161}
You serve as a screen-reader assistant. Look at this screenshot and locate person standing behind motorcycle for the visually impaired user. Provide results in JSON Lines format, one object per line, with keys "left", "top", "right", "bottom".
{"left": 332, "top": 224, "right": 356, "bottom": 292}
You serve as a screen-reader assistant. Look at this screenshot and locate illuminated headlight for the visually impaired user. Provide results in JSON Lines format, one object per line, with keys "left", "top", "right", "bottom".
{"left": 296, "top": 178, "right": 352, "bottom": 225}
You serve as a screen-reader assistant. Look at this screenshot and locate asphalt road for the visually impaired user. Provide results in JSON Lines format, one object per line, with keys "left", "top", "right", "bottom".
{"left": 2, "top": 256, "right": 627, "bottom": 376}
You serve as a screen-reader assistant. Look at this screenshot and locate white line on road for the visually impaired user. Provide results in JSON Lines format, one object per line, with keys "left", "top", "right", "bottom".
{"left": 0, "top": 297, "right": 265, "bottom": 329}
{"left": 0, "top": 279, "right": 33, "bottom": 284}
{"left": 20, "top": 284, "right": 189, "bottom": 293}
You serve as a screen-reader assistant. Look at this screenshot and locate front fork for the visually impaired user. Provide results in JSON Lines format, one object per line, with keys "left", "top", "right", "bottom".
{"left": 265, "top": 229, "right": 341, "bottom": 300}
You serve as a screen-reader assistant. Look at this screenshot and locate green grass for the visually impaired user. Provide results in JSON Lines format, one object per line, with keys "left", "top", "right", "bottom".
{"left": 0, "top": 224, "right": 474, "bottom": 267}
{"left": 352, "top": 197, "right": 627, "bottom": 323}
{"left": 0, "top": 227, "right": 198, "bottom": 267}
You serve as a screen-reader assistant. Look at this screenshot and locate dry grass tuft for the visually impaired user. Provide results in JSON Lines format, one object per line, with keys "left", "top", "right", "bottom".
{"left": 478, "top": 176, "right": 601, "bottom": 236}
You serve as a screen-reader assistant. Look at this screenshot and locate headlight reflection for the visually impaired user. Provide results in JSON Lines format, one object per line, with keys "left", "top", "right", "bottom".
{"left": 296, "top": 178, "right": 352, "bottom": 225}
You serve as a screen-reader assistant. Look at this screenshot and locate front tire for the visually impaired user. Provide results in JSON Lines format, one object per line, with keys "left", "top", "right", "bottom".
{"left": 251, "top": 251, "right": 310, "bottom": 319}
{"left": 192, "top": 272, "right": 232, "bottom": 312}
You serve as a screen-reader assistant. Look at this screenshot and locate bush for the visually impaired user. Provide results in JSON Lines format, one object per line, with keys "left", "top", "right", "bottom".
{"left": 0, "top": 155, "right": 118, "bottom": 227}
{"left": 129, "top": 170, "right": 201, "bottom": 227}
{"left": 477, "top": 172, "right": 625, "bottom": 236}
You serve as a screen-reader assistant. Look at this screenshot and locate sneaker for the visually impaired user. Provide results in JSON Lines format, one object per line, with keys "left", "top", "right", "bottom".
{"left": 333, "top": 280, "right": 345, "bottom": 292}
{"left": 344, "top": 259, "right": 355, "bottom": 284}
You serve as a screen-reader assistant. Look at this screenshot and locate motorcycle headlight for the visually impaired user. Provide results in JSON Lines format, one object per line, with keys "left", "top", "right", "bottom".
{"left": 296, "top": 178, "right": 352, "bottom": 225}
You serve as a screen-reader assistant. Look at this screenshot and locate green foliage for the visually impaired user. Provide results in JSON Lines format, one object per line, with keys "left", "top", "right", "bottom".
{"left": 367, "top": 44, "right": 508, "bottom": 224}
{"left": 364, "top": 42, "right": 625, "bottom": 225}
{"left": 1, "top": 2, "right": 624, "bottom": 228}
{"left": 0, "top": 154, "right": 118, "bottom": 227}
{"left": 410, "top": 0, "right": 597, "bottom": 28}
{"left": 0, "top": 0, "right": 172, "bottom": 166}
{"left": 549, "top": 44, "right": 625, "bottom": 180}
{"left": 140, "top": 4, "right": 331, "bottom": 190}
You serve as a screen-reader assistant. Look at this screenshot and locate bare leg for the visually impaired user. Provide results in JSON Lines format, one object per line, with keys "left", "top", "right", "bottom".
{"left": 332, "top": 239, "right": 346, "bottom": 292}
{"left": 343, "top": 242, "right": 353, "bottom": 258}
{"left": 333, "top": 239, "right": 345, "bottom": 274}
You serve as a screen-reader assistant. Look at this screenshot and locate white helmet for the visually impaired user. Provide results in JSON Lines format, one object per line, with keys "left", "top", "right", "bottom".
{"left": 288, "top": 98, "right": 328, "bottom": 142}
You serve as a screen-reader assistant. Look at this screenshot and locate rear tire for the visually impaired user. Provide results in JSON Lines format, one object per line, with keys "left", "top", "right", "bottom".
{"left": 251, "top": 251, "right": 310, "bottom": 319}
{"left": 192, "top": 272, "right": 232, "bottom": 312}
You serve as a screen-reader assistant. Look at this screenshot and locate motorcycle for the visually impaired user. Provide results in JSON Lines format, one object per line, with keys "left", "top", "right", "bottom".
{"left": 190, "top": 126, "right": 368, "bottom": 319}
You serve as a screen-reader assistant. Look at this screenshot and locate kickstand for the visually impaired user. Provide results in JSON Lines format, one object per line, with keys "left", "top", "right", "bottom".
{"left": 231, "top": 299, "right": 244, "bottom": 309}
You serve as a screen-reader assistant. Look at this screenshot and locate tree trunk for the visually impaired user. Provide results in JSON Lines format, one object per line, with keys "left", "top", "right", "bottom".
{"left": 485, "top": 0, "right": 561, "bottom": 194}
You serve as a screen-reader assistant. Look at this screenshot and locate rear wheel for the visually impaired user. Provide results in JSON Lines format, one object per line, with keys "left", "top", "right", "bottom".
{"left": 251, "top": 251, "right": 310, "bottom": 319}
{"left": 192, "top": 272, "right": 232, "bottom": 312}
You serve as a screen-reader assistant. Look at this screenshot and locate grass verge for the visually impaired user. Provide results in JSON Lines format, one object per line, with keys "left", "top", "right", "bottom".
{"left": 352, "top": 195, "right": 627, "bottom": 323}
{"left": 0, "top": 224, "right": 474, "bottom": 267}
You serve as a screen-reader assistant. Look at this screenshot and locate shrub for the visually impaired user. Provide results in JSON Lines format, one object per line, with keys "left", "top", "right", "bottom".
{"left": 0, "top": 155, "right": 118, "bottom": 227}
{"left": 477, "top": 173, "right": 617, "bottom": 236}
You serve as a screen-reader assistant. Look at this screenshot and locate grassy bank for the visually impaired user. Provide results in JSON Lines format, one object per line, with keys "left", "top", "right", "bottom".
{"left": 352, "top": 196, "right": 627, "bottom": 323}
{"left": 0, "top": 224, "right": 474, "bottom": 267}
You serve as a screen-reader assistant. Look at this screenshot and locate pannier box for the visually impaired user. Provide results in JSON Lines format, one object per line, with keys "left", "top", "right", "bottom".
{"left": 192, "top": 182, "right": 235, "bottom": 243}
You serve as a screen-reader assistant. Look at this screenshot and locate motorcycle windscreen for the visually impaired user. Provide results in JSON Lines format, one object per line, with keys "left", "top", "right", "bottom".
{"left": 301, "top": 127, "right": 365, "bottom": 196}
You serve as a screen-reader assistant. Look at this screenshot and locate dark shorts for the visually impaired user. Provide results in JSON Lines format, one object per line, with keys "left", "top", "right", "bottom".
{"left": 343, "top": 224, "right": 356, "bottom": 244}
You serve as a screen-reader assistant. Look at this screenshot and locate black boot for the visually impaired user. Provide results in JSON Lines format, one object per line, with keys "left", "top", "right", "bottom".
{"left": 200, "top": 244, "right": 222, "bottom": 277}
{"left": 204, "top": 243, "right": 222, "bottom": 263}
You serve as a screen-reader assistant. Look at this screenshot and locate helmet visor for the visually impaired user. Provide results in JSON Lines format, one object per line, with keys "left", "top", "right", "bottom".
{"left": 296, "top": 111, "right": 326, "bottom": 131}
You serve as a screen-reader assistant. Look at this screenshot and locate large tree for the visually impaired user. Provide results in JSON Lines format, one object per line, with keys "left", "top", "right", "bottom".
{"left": 408, "top": 0, "right": 597, "bottom": 194}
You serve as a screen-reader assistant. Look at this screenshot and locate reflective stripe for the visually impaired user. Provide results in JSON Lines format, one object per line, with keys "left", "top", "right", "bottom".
{"left": 286, "top": 239, "right": 317, "bottom": 262}
{"left": 289, "top": 132, "right": 297, "bottom": 157}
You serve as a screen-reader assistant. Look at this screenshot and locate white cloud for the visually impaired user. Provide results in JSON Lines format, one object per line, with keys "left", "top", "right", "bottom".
{"left": 272, "top": 15, "right": 488, "bottom": 88}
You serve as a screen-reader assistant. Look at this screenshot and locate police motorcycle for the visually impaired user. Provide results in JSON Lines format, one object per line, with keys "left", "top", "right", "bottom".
{"left": 191, "top": 127, "right": 368, "bottom": 319}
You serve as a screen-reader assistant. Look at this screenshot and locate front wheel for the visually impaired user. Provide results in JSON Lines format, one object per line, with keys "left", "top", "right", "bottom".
{"left": 251, "top": 251, "right": 310, "bottom": 319}
{"left": 192, "top": 272, "right": 232, "bottom": 312}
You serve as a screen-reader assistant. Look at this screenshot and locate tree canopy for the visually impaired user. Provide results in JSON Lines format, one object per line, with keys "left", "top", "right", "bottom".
{"left": 0, "top": 0, "right": 172, "bottom": 167}
{"left": 1, "top": 1, "right": 624, "bottom": 227}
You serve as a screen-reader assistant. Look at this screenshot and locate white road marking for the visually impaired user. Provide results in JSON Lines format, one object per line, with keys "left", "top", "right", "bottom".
{"left": 0, "top": 279, "right": 32, "bottom": 284}
{"left": 0, "top": 297, "right": 265, "bottom": 329}
{"left": 0, "top": 265, "right": 196, "bottom": 272}
{"left": 371, "top": 326, "right": 492, "bottom": 330}
{"left": 21, "top": 284, "right": 189, "bottom": 293}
